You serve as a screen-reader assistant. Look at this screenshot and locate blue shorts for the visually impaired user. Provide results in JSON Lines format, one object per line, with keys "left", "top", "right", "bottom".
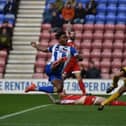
{"left": 45, "top": 64, "right": 63, "bottom": 82}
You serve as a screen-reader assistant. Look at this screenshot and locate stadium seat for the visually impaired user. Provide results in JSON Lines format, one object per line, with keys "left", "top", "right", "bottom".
{"left": 41, "top": 23, "right": 51, "bottom": 31}
{"left": 75, "top": 32, "right": 82, "bottom": 40}
{"left": 95, "top": 14, "right": 106, "bottom": 24}
{"left": 5, "top": 14, "right": 15, "bottom": 25}
{"left": 108, "top": 0, "right": 118, "bottom": 5}
{"left": 119, "top": 0, "right": 126, "bottom": 5}
{"left": 101, "top": 73, "right": 110, "bottom": 79}
{"left": 0, "top": 66, "right": 4, "bottom": 73}
{"left": 85, "top": 15, "right": 95, "bottom": 24}
{"left": 35, "top": 60, "right": 46, "bottom": 68}
{"left": 0, "top": 0, "right": 6, "bottom": 4}
{"left": 73, "top": 24, "right": 83, "bottom": 32}
{"left": 40, "top": 31, "right": 50, "bottom": 40}
{"left": 0, "top": 14, "right": 4, "bottom": 26}
{"left": 83, "top": 24, "right": 94, "bottom": 31}
{"left": 114, "top": 31, "right": 125, "bottom": 41}
{"left": 115, "top": 24, "right": 125, "bottom": 32}
{"left": 81, "top": 49, "right": 90, "bottom": 58}
{"left": 116, "top": 14, "right": 126, "bottom": 24}
{"left": 90, "top": 49, "right": 101, "bottom": 59}
{"left": 112, "top": 49, "right": 123, "bottom": 59}
{"left": 123, "top": 50, "right": 126, "bottom": 59}
{"left": 63, "top": 23, "right": 73, "bottom": 31}
{"left": 111, "top": 59, "right": 122, "bottom": 69}
{"left": 79, "top": 60, "right": 89, "bottom": 69}
{"left": 35, "top": 67, "right": 45, "bottom": 73}
{"left": 104, "top": 24, "right": 115, "bottom": 32}
{"left": 103, "top": 40, "right": 113, "bottom": 49}
{"left": 94, "top": 24, "right": 104, "bottom": 31}
{"left": 0, "top": 73, "right": 3, "bottom": 78}
{"left": 37, "top": 51, "right": 48, "bottom": 59}
{"left": 81, "top": 40, "right": 92, "bottom": 49}
{"left": 0, "top": 3, "right": 5, "bottom": 14}
{"left": 113, "top": 40, "right": 123, "bottom": 49}
{"left": 117, "top": 5, "right": 126, "bottom": 15}
{"left": 39, "top": 41, "right": 49, "bottom": 48}
{"left": 104, "top": 31, "right": 114, "bottom": 40}
{"left": 122, "top": 59, "right": 126, "bottom": 67}
{"left": 100, "top": 59, "right": 111, "bottom": 73}
{"left": 97, "top": 4, "right": 106, "bottom": 15}
{"left": 101, "top": 49, "right": 112, "bottom": 59}
{"left": 93, "top": 30, "right": 104, "bottom": 40}
{"left": 106, "top": 14, "right": 116, "bottom": 24}
{"left": 74, "top": 40, "right": 81, "bottom": 50}
{"left": 92, "top": 40, "right": 102, "bottom": 49}
{"left": 32, "top": 73, "right": 43, "bottom": 78}
{"left": 82, "top": 31, "right": 93, "bottom": 40}
{"left": 98, "top": 0, "right": 108, "bottom": 4}
{"left": 0, "top": 49, "right": 8, "bottom": 58}
{"left": 107, "top": 5, "right": 117, "bottom": 15}
{"left": 49, "top": 39, "right": 58, "bottom": 46}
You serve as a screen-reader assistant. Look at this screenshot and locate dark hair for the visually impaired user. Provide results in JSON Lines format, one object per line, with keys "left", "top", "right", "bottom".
{"left": 55, "top": 31, "right": 66, "bottom": 39}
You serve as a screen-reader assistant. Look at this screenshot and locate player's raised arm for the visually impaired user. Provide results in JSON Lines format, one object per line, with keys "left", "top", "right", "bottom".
{"left": 31, "top": 42, "right": 49, "bottom": 52}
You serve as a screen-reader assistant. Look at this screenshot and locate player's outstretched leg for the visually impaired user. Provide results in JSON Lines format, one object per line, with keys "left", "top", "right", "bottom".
{"left": 25, "top": 83, "right": 36, "bottom": 92}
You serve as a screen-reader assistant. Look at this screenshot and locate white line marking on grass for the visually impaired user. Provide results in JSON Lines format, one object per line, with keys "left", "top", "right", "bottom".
{"left": 0, "top": 104, "right": 52, "bottom": 120}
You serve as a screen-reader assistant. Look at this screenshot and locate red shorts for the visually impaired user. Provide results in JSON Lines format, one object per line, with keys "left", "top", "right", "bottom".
{"left": 84, "top": 96, "right": 96, "bottom": 105}
{"left": 64, "top": 56, "right": 80, "bottom": 73}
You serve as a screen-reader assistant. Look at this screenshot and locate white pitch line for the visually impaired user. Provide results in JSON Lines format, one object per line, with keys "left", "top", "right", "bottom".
{"left": 0, "top": 104, "right": 52, "bottom": 120}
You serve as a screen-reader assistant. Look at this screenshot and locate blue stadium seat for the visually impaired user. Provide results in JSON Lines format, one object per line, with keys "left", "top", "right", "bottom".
{"left": 85, "top": 15, "right": 95, "bottom": 24}
{"left": 0, "top": 0, "right": 6, "bottom": 4}
{"left": 95, "top": 14, "right": 106, "bottom": 24}
{"left": 107, "top": 5, "right": 117, "bottom": 15}
{"left": 98, "top": 0, "right": 107, "bottom": 4}
{"left": 0, "top": 14, "right": 4, "bottom": 25}
{"left": 97, "top": 4, "right": 106, "bottom": 14}
{"left": 117, "top": 5, "right": 126, "bottom": 14}
{"left": 116, "top": 14, "right": 126, "bottom": 24}
{"left": 80, "top": 0, "right": 90, "bottom": 4}
{"left": 5, "top": 14, "right": 15, "bottom": 25}
{"left": 119, "top": 0, "right": 126, "bottom": 5}
{"left": 107, "top": 0, "right": 118, "bottom": 5}
{"left": 106, "top": 14, "right": 116, "bottom": 24}
{"left": 0, "top": 3, "right": 6, "bottom": 13}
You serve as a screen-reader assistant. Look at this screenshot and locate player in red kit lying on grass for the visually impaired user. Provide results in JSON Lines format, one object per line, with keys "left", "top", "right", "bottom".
{"left": 47, "top": 92, "right": 126, "bottom": 106}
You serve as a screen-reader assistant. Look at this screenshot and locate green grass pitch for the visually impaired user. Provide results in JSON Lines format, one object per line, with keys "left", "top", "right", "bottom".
{"left": 0, "top": 94, "right": 126, "bottom": 126}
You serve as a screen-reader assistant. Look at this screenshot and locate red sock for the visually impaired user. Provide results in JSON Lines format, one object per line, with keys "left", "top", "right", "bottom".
{"left": 110, "top": 100, "right": 126, "bottom": 106}
{"left": 79, "top": 80, "right": 86, "bottom": 95}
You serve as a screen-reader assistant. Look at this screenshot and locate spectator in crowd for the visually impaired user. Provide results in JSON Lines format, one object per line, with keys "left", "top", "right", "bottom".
{"left": 43, "top": 3, "right": 58, "bottom": 23}
{"left": 54, "top": 0, "right": 64, "bottom": 13}
{"left": 50, "top": 11, "right": 63, "bottom": 33}
{"left": 73, "top": 2, "right": 86, "bottom": 24}
{"left": 85, "top": 61, "right": 101, "bottom": 79}
{"left": 0, "top": 20, "right": 13, "bottom": 37}
{"left": 4, "top": 0, "right": 17, "bottom": 14}
{"left": 66, "top": 0, "right": 76, "bottom": 7}
{"left": 85, "top": 0, "right": 97, "bottom": 15}
{"left": 61, "top": 2, "right": 75, "bottom": 24}
{"left": 0, "top": 28, "right": 11, "bottom": 50}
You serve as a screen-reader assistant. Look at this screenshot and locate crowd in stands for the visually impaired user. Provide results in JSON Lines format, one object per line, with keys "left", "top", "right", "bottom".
{"left": 43, "top": 0, "right": 97, "bottom": 32}
{"left": 0, "top": 0, "right": 20, "bottom": 78}
{"left": 0, "top": 0, "right": 19, "bottom": 51}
